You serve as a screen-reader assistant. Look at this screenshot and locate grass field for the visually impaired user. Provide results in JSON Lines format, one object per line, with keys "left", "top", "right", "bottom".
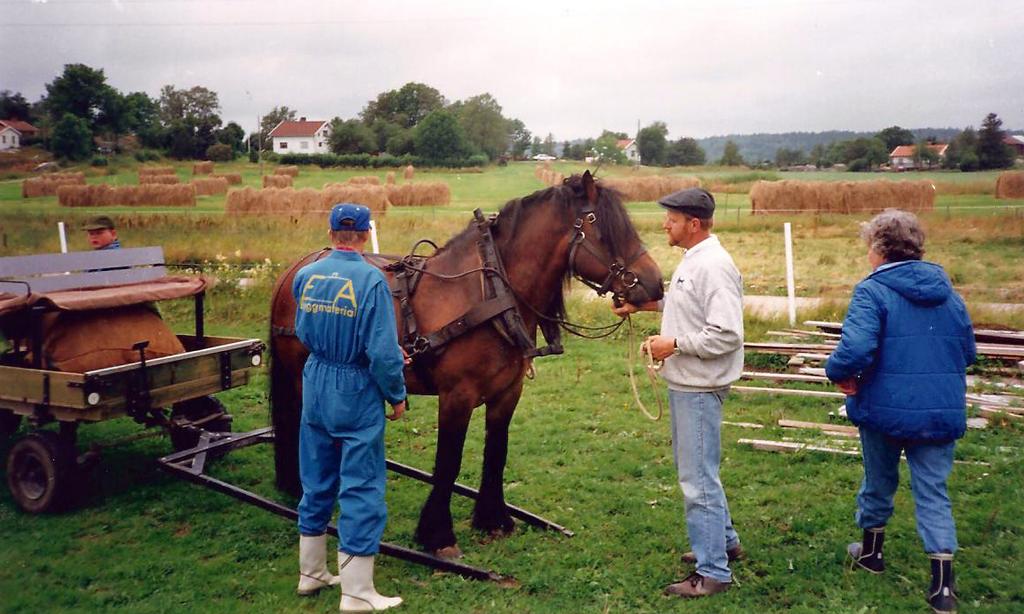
{"left": 1, "top": 159, "right": 1022, "bottom": 613}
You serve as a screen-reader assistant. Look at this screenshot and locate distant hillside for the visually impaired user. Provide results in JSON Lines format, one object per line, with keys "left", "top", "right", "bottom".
{"left": 696, "top": 128, "right": 966, "bottom": 163}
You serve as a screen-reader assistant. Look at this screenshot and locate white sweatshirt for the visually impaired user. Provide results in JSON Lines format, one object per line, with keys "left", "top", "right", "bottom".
{"left": 659, "top": 235, "right": 744, "bottom": 392}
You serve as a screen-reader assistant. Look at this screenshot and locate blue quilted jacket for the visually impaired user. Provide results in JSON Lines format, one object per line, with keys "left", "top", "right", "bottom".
{"left": 825, "top": 260, "right": 976, "bottom": 441}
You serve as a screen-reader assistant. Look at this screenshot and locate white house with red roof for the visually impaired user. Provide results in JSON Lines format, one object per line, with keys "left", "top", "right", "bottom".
{"left": 268, "top": 117, "right": 331, "bottom": 154}
{"left": 616, "top": 138, "right": 640, "bottom": 163}
{"left": 0, "top": 119, "right": 38, "bottom": 151}
{"left": 889, "top": 143, "right": 948, "bottom": 170}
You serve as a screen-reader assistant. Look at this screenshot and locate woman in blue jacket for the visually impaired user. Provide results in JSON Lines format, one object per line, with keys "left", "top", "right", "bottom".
{"left": 826, "top": 209, "right": 975, "bottom": 614}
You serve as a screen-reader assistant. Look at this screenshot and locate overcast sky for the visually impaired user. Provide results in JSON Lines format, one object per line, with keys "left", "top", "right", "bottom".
{"left": 2, "top": 0, "right": 1021, "bottom": 140}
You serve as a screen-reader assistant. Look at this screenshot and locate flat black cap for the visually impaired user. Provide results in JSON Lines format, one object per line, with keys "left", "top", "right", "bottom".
{"left": 82, "top": 215, "right": 115, "bottom": 230}
{"left": 658, "top": 187, "right": 715, "bottom": 218}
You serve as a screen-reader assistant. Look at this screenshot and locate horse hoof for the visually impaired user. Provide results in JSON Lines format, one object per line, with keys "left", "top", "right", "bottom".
{"left": 480, "top": 526, "right": 515, "bottom": 544}
{"left": 434, "top": 545, "right": 463, "bottom": 560}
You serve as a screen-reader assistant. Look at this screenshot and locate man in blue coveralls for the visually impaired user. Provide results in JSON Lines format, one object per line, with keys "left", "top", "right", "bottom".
{"left": 292, "top": 203, "right": 407, "bottom": 612}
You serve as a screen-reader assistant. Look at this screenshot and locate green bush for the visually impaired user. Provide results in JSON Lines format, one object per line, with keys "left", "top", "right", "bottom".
{"left": 206, "top": 143, "right": 233, "bottom": 162}
{"left": 959, "top": 152, "right": 980, "bottom": 172}
{"left": 248, "top": 149, "right": 259, "bottom": 163}
{"left": 51, "top": 113, "right": 93, "bottom": 161}
{"left": 134, "top": 149, "right": 161, "bottom": 162}
{"left": 91, "top": 156, "right": 109, "bottom": 167}
{"left": 847, "top": 158, "right": 869, "bottom": 172}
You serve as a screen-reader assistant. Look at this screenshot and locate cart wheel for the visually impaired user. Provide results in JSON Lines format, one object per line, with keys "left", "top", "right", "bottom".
{"left": 0, "top": 410, "right": 21, "bottom": 439}
{"left": 6, "top": 430, "right": 76, "bottom": 514}
{"left": 169, "top": 396, "right": 233, "bottom": 452}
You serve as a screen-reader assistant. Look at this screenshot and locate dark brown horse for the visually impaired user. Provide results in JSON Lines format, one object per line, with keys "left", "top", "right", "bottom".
{"left": 269, "top": 172, "right": 663, "bottom": 556}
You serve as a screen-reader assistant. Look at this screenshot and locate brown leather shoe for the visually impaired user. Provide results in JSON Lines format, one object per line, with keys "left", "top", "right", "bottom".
{"left": 680, "top": 544, "right": 746, "bottom": 565}
{"left": 664, "top": 572, "right": 731, "bottom": 598}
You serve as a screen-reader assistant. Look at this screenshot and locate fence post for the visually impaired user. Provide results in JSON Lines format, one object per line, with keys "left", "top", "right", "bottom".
{"left": 369, "top": 220, "right": 380, "bottom": 253}
{"left": 784, "top": 222, "right": 797, "bottom": 327}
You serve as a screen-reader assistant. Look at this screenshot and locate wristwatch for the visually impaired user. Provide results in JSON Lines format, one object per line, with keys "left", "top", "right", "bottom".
{"left": 672, "top": 338, "right": 683, "bottom": 356}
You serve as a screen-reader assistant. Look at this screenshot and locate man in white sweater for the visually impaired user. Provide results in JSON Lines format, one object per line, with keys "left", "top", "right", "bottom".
{"left": 613, "top": 187, "right": 744, "bottom": 598}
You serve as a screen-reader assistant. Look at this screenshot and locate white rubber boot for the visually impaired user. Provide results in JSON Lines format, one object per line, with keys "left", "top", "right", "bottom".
{"left": 338, "top": 553, "right": 403, "bottom": 612}
{"left": 297, "top": 534, "right": 340, "bottom": 596}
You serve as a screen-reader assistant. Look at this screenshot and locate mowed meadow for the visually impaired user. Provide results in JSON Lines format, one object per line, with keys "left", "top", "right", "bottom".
{"left": 0, "top": 160, "right": 1023, "bottom": 613}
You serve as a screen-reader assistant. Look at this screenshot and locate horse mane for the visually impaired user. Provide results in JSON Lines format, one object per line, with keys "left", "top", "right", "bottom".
{"left": 431, "top": 173, "right": 642, "bottom": 324}
{"left": 435, "top": 174, "right": 640, "bottom": 261}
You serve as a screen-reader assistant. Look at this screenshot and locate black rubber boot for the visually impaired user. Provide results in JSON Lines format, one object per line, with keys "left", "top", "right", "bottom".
{"left": 847, "top": 527, "right": 885, "bottom": 573}
{"left": 927, "top": 554, "right": 957, "bottom": 614}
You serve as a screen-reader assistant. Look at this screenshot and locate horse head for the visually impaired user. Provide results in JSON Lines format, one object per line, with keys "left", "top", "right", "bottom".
{"left": 562, "top": 171, "right": 664, "bottom": 306}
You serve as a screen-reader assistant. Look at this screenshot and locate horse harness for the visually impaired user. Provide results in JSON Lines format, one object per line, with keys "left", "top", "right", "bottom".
{"left": 567, "top": 203, "right": 648, "bottom": 302}
{"left": 386, "top": 209, "right": 563, "bottom": 361}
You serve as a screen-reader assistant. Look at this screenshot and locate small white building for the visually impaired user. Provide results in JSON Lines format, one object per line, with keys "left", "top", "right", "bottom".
{"left": 616, "top": 138, "right": 640, "bottom": 163}
{"left": 0, "top": 125, "right": 19, "bottom": 151}
{"left": 0, "top": 119, "right": 36, "bottom": 151}
{"left": 268, "top": 118, "right": 331, "bottom": 154}
{"left": 889, "top": 143, "right": 948, "bottom": 170}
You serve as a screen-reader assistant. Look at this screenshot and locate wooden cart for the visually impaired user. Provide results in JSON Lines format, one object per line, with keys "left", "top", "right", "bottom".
{"left": 0, "top": 247, "right": 264, "bottom": 513}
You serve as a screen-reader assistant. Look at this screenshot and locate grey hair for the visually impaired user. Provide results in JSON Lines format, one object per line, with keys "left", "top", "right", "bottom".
{"left": 859, "top": 209, "right": 925, "bottom": 262}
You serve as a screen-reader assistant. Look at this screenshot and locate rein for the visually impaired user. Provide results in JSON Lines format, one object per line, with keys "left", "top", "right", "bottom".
{"left": 624, "top": 316, "right": 665, "bottom": 421}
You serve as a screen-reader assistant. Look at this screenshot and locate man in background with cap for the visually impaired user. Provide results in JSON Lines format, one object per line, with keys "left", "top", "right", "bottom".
{"left": 613, "top": 187, "right": 745, "bottom": 598}
{"left": 291, "top": 203, "right": 407, "bottom": 611}
{"left": 83, "top": 215, "right": 120, "bottom": 250}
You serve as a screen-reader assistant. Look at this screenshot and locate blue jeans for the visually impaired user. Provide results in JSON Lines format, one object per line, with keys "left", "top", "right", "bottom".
{"left": 669, "top": 389, "right": 739, "bottom": 583}
{"left": 856, "top": 427, "right": 957, "bottom": 554}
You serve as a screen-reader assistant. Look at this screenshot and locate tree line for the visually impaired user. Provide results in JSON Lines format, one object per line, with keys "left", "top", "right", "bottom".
{"left": 1, "top": 66, "right": 532, "bottom": 167}
{"left": 2, "top": 64, "right": 1018, "bottom": 171}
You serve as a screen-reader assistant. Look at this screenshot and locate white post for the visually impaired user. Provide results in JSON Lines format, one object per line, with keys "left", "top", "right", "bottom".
{"left": 369, "top": 220, "right": 380, "bottom": 254}
{"left": 784, "top": 222, "right": 796, "bottom": 326}
{"left": 58, "top": 222, "right": 68, "bottom": 253}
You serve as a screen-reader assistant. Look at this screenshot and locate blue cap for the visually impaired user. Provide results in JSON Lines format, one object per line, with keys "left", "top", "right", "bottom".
{"left": 329, "top": 203, "right": 371, "bottom": 231}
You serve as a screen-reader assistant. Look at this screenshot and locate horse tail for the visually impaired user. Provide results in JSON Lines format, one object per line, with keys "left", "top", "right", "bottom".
{"left": 269, "top": 249, "right": 327, "bottom": 497}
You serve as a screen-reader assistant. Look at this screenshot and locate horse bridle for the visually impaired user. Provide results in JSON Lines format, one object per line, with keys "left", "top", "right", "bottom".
{"left": 567, "top": 203, "right": 648, "bottom": 302}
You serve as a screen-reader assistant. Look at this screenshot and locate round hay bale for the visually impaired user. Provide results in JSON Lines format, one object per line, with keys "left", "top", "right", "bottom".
{"left": 22, "top": 173, "right": 86, "bottom": 198}
{"left": 139, "top": 175, "right": 180, "bottom": 185}
{"left": 138, "top": 166, "right": 175, "bottom": 177}
{"left": 746, "top": 180, "right": 934, "bottom": 214}
{"left": 274, "top": 165, "right": 300, "bottom": 177}
{"left": 192, "top": 161, "right": 214, "bottom": 175}
{"left": 263, "top": 175, "right": 293, "bottom": 189}
{"left": 995, "top": 171, "right": 1024, "bottom": 200}
{"left": 191, "top": 177, "right": 230, "bottom": 196}
{"left": 212, "top": 172, "right": 243, "bottom": 185}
